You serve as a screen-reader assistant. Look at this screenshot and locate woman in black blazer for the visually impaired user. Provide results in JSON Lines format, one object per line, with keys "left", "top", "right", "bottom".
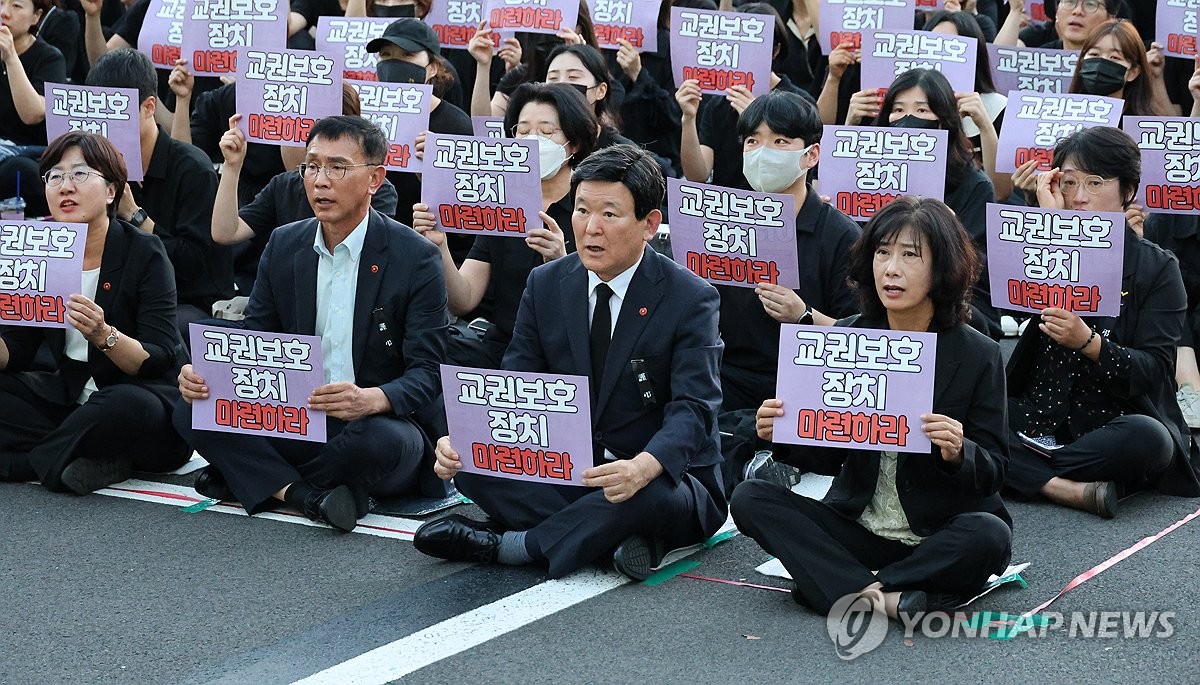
{"left": 0, "top": 132, "right": 189, "bottom": 494}
{"left": 732, "top": 196, "right": 1012, "bottom": 620}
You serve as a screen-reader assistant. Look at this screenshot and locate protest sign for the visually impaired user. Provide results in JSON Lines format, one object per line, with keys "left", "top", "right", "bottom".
{"left": 1029, "top": 0, "right": 1048, "bottom": 21}
{"left": 667, "top": 177, "right": 798, "bottom": 288}
{"left": 139, "top": 0, "right": 185, "bottom": 68}
{"left": 985, "top": 204, "right": 1126, "bottom": 317}
{"left": 472, "top": 116, "right": 506, "bottom": 138}
{"left": 817, "top": 0, "right": 913, "bottom": 54}
{"left": 861, "top": 30, "right": 977, "bottom": 92}
{"left": 349, "top": 80, "right": 432, "bottom": 172}
{"left": 987, "top": 45, "right": 1077, "bottom": 95}
{"left": 671, "top": 6, "right": 772, "bottom": 96}
{"left": 1158, "top": 0, "right": 1199, "bottom": 58}
{"left": 774, "top": 325, "right": 936, "bottom": 454}
{"left": 0, "top": 221, "right": 85, "bottom": 328}
{"left": 44, "top": 84, "right": 143, "bottom": 182}
{"left": 820, "top": 125, "right": 948, "bottom": 221}
{"left": 422, "top": 133, "right": 542, "bottom": 236}
{"left": 484, "top": 0, "right": 578, "bottom": 35}
{"left": 315, "top": 17, "right": 393, "bottom": 80}
{"left": 441, "top": 365, "right": 591, "bottom": 486}
{"left": 1125, "top": 116, "right": 1200, "bottom": 214}
{"left": 189, "top": 324, "right": 326, "bottom": 442}
{"left": 589, "top": 0, "right": 659, "bottom": 52}
{"left": 236, "top": 48, "right": 343, "bottom": 146}
{"left": 425, "top": 0, "right": 491, "bottom": 49}
{"left": 995, "top": 91, "right": 1123, "bottom": 172}
{"left": 180, "top": 0, "right": 288, "bottom": 76}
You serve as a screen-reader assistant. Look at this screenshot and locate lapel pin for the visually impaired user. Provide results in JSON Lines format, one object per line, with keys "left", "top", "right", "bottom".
{"left": 371, "top": 264, "right": 380, "bottom": 273}
{"left": 639, "top": 307, "right": 648, "bottom": 316}
{"left": 102, "top": 282, "right": 111, "bottom": 291}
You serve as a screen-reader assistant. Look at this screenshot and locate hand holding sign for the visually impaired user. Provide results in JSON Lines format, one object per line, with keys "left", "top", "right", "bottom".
{"left": 616, "top": 39, "right": 643, "bottom": 81}
{"left": 756, "top": 398, "right": 783, "bottom": 441}
{"left": 1011, "top": 158, "right": 1040, "bottom": 195}
{"left": 1126, "top": 203, "right": 1146, "bottom": 237}
{"left": 433, "top": 435, "right": 463, "bottom": 480}
{"left": 168, "top": 59, "right": 194, "bottom": 100}
{"left": 80, "top": 0, "right": 102, "bottom": 17}
{"left": 178, "top": 363, "right": 209, "bottom": 403}
{"left": 725, "top": 85, "right": 756, "bottom": 116}
{"left": 469, "top": 21, "right": 497, "bottom": 65}
{"left": 828, "top": 41, "right": 859, "bottom": 80}
{"left": 755, "top": 283, "right": 806, "bottom": 324}
{"left": 525, "top": 210, "right": 566, "bottom": 262}
{"left": 219, "top": 114, "right": 249, "bottom": 169}
{"left": 846, "top": 89, "right": 883, "bottom": 125}
{"left": 410, "top": 202, "right": 445, "bottom": 247}
{"left": 920, "top": 413, "right": 964, "bottom": 464}
{"left": 1037, "top": 307, "right": 1095, "bottom": 353}
{"left": 675, "top": 80, "right": 703, "bottom": 121}
{"left": 65, "top": 294, "right": 109, "bottom": 345}
{"left": 308, "top": 382, "right": 388, "bottom": 420}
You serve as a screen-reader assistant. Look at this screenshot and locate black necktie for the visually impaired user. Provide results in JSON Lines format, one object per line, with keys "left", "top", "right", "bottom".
{"left": 590, "top": 284, "right": 613, "bottom": 391}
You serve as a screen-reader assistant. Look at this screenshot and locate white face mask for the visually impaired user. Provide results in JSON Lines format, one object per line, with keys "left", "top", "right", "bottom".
{"left": 525, "top": 134, "right": 568, "bottom": 180}
{"left": 742, "top": 144, "right": 813, "bottom": 194}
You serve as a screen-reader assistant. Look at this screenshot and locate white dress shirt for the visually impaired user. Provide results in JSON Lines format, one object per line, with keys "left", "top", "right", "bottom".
{"left": 313, "top": 213, "right": 369, "bottom": 384}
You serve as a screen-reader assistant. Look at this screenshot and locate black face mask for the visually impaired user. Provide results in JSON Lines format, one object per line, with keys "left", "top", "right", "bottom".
{"left": 373, "top": 3, "right": 415, "bottom": 16}
{"left": 890, "top": 114, "right": 940, "bottom": 130}
{"left": 376, "top": 59, "right": 427, "bottom": 84}
{"left": 1078, "top": 57, "right": 1128, "bottom": 96}
{"left": 567, "top": 82, "right": 591, "bottom": 98}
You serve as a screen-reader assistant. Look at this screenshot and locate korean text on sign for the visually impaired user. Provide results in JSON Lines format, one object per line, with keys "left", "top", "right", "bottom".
{"left": 315, "top": 17, "right": 393, "bottom": 80}
{"left": 0, "top": 221, "right": 85, "bottom": 329}
{"left": 180, "top": 0, "right": 288, "bottom": 76}
{"left": 985, "top": 204, "right": 1126, "bottom": 317}
{"left": 425, "top": 0, "right": 492, "bottom": 49}
{"left": 987, "top": 45, "right": 1077, "bottom": 95}
{"left": 44, "top": 83, "right": 144, "bottom": 182}
{"left": 349, "top": 80, "right": 432, "bottom": 172}
{"left": 1125, "top": 116, "right": 1200, "bottom": 214}
{"left": 590, "top": 0, "right": 659, "bottom": 52}
{"left": 1157, "top": 0, "right": 1200, "bottom": 58}
{"left": 421, "top": 133, "right": 542, "bottom": 236}
{"left": 670, "top": 6, "right": 773, "bottom": 96}
{"left": 861, "top": 30, "right": 977, "bottom": 93}
{"left": 484, "top": 0, "right": 579, "bottom": 35}
{"left": 472, "top": 116, "right": 506, "bottom": 139}
{"left": 441, "top": 365, "right": 593, "bottom": 486}
{"left": 817, "top": 0, "right": 913, "bottom": 53}
{"left": 140, "top": 0, "right": 185, "bottom": 68}
{"left": 235, "top": 48, "right": 343, "bottom": 146}
{"left": 773, "top": 325, "right": 936, "bottom": 454}
{"left": 667, "top": 177, "right": 799, "bottom": 289}
{"left": 189, "top": 324, "right": 327, "bottom": 442}
{"left": 995, "top": 91, "right": 1123, "bottom": 172}
{"left": 819, "top": 125, "right": 948, "bottom": 221}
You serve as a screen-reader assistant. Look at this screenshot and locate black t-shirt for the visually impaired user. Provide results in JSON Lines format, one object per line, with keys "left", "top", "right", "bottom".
{"left": 698, "top": 75, "right": 810, "bottom": 190}
{"left": 1, "top": 38, "right": 65, "bottom": 146}
{"left": 239, "top": 169, "right": 400, "bottom": 240}
{"left": 290, "top": 0, "right": 343, "bottom": 29}
{"left": 37, "top": 6, "right": 81, "bottom": 82}
{"left": 607, "top": 29, "right": 682, "bottom": 176}
{"left": 465, "top": 197, "right": 574, "bottom": 343}
{"left": 190, "top": 82, "right": 286, "bottom": 204}
{"left": 112, "top": 0, "right": 220, "bottom": 112}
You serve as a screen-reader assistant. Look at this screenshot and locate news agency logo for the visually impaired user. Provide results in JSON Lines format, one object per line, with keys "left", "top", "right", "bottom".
{"left": 825, "top": 592, "right": 888, "bottom": 661}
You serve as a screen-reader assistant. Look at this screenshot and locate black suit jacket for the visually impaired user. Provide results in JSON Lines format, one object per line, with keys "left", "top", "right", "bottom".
{"left": 1, "top": 218, "right": 185, "bottom": 407}
{"left": 775, "top": 315, "right": 1013, "bottom": 533}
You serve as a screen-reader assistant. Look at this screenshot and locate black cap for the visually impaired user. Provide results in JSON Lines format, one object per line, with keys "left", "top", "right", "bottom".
{"left": 366, "top": 18, "right": 441, "bottom": 57}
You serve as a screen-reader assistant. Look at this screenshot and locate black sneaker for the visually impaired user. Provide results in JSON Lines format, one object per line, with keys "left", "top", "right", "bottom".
{"left": 748, "top": 454, "right": 802, "bottom": 490}
{"left": 60, "top": 456, "right": 133, "bottom": 495}
{"left": 612, "top": 535, "right": 663, "bottom": 581}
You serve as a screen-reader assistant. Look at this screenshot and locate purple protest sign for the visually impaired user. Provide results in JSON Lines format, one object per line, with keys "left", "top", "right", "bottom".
{"left": 139, "top": 0, "right": 185, "bottom": 69}
{"left": 189, "top": 324, "right": 327, "bottom": 442}
{"left": 1157, "top": 0, "right": 1199, "bottom": 58}
{"left": 180, "top": 0, "right": 288, "bottom": 77}
{"left": 349, "top": 80, "right": 432, "bottom": 172}
{"left": 819, "top": 125, "right": 948, "bottom": 221}
{"left": 666, "top": 178, "right": 798, "bottom": 289}
{"left": 1125, "top": 116, "right": 1200, "bottom": 214}
{"left": 0, "top": 221, "right": 85, "bottom": 329}
{"left": 472, "top": 115, "right": 506, "bottom": 138}
{"left": 861, "top": 30, "right": 977, "bottom": 92}
{"left": 425, "top": 0, "right": 490, "bottom": 49}
{"left": 590, "top": 0, "right": 659, "bottom": 52}
{"left": 315, "top": 17, "right": 393, "bottom": 80}
{"left": 996, "top": 91, "right": 1123, "bottom": 173}
{"left": 986, "top": 203, "right": 1126, "bottom": 317}
{"left": 987, "top": 45, "right": 1077, "bottom": 95}
{"left": 818, "top": 0, "right": 914, "bottom": 54}
{"left": 441, "top": 364, "right": 592, "bottom": 486}
{"left": 670, "top": 7, "right": 772, "bottom": 96}
{"left": 422, "top": 133, "right": 542, "bottom": 236}
{"left": 236, "top": 48, "right": 343, "bottom": 147}
{"left": 485, "top": 0, "right": 579, "bottom": 35}
{"left": 44, "top": 83, "right": 144, "bottom": 182}
{"left": 773, "top": 324, "right": 935, "bottom": 454}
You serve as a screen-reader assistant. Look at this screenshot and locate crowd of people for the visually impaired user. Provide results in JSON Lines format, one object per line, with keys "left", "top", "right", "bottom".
{"left": 3, "top": 0, "right": 1200, "bottom": 623}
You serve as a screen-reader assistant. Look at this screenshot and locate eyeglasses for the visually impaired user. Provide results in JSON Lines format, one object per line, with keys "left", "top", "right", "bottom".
{"left": 512, "top": 124, "right": 563, "bottom": 137}
{"left": 1058, "top": 0, "right": 1106, "bottom": 15}
{"left": 1059, "top": 174, "right": 1113, "bottom": 195}
{"left": 298, "top": 162, "right": 376, "bottom": 180}
{"left": 43, "top": 169, "right": 106, "bottom": 187}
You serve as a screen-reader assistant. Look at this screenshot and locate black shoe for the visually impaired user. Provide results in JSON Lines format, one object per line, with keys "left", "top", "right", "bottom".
{"left": 1084, "top": 481, "right": 1118, "bottom": 519}
{"left": 747, "top": 454, "right": 802, "bottom": 490}
{"left": 193, "top": 466, "right": 233, "bottom": 501}
{"left": 413, "top": 514, "right": 501, "bottom": 563}
{"left": 60, "top": 456, "right": 132, "bottom": 495}
{"left": 896, "top": 590, "right": 928, "bottom": 621}
{"left": 301, "top": 485, "right": 358, "bottom": 532}
{"left": 611, "top": 535, "right": 663, "bottom": 581}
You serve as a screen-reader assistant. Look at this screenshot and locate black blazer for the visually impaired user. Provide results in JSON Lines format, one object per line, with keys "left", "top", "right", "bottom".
{"left": 775, "top": 314, "right": 1013, "bottom": 533}
{"left": 1007, "top": 228, "right": 1200, "bottom": 497}
{"left": 1, "top": 219, "right": 185, "bottom": 407}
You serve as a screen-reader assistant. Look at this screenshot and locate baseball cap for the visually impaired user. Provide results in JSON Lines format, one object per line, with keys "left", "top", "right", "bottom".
{"left": 366, "top": 18, "right": 441, "bottom": 57}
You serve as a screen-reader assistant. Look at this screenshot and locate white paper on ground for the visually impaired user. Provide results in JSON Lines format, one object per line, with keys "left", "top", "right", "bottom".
{"left": 653, "top": 515, "right": 738, "bottom": 570}
{"left": 165, "top": 452, "right": 208, "bottom": 475}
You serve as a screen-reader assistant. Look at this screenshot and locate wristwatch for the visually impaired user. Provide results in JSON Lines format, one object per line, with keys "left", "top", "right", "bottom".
{"left": 127, "top": 207, "right": 149, "bottom": 227}
{"left": 97, "top": 325, "right": 120, "bottom": 353}
{"left": 796, "top": 306, "right": 814, "bottom": 325}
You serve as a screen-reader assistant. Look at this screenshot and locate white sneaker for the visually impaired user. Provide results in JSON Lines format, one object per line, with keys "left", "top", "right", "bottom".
{"left": 1177, "top": 386, "right": 1200, "bottom": 430}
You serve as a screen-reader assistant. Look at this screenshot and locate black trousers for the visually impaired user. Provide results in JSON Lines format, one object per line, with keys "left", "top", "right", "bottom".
{"left": 730, "top": 480, "right": 1011, "bottom": 615}
{"left": 173, "top": 399, "right": 428, "bottom": 516}
{"left": 1005, "top": 414, "right": 1174, "bottom": 498}
{"left": 0, "top": 374, "right": 189, "bottom": 491}
{"left": 456, "top": 467, "right": 724, "bottom": 578}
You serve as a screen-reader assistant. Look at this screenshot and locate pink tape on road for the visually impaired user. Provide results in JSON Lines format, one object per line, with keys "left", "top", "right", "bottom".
{"left": 1022, "top": 504, "right": 1200, "bottom": 618}
{"left": 678, "top": 573, "right": 792, "bottom": 593}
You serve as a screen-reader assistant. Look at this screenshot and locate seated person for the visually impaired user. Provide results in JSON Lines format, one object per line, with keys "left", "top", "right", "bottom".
{"left": 997, "top": 0, "right": 1121, "bottom": 51}
{"left": 734, "top": 196, "right": 1012, "bottom": 619}
{"left": 173, "top": 116, "right": 450, "bottom": 532}
{"left": 0, "top": 132, "right": 190, "bottom": 493}
{"left": 719, "top": 90, "right": 859, "bottom": 412}
{"left": 413, "top": 145, "right": 727, "bottom": 580}
{"left": 85, "top": 48, "right": 234, "bottom": 334}
{"left": 1005, "top": 126, "right": 1200, "bottom": 517}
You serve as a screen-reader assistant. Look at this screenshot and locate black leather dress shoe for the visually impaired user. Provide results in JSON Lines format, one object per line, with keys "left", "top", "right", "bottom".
{"left": 301, "top": 485, "right": 358, "bottom": 532}
{"left": 193, "top": 466, "right": 233, "bottom": 501}
{"left": 60, "top": 456, "right": 132, "bottom": 495}
{"left": 896, "top": 590, "right": 928, "bottom": 620}
{"left": 611, "top": 535, "right": 664, "bottom": 581}
{"left": 413, "top": 515, "right": 501, "bottom": 563}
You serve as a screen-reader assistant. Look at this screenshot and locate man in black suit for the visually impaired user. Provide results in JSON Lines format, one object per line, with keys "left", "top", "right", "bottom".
{"left": 413, "top": 144, "right": 727, "bottom": 580}
{"left": 173, "top": 116, "right": 449, "bottom": 532}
